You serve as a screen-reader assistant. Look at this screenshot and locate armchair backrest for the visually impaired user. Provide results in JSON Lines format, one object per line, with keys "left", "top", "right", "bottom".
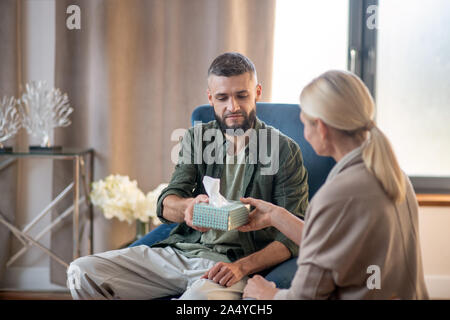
{"left": 191, "top": 102, "right": 336, "bottom": 199}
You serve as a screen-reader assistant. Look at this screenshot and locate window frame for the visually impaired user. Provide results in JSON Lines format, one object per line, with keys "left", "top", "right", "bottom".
{"left": 348, "top": 0, "right": 450, "bottom": 194}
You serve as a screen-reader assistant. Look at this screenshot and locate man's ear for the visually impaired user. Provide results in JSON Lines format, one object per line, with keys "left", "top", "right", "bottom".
{"left": 207, "top": 88, "right": 213, "bottom": 106}
{"left": 255, "top": 84, "right": 262, "bottom": 101}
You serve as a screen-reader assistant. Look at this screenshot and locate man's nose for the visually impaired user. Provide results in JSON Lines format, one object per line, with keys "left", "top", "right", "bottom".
{"left": 226, "top": 97, "right": 240, "bottom": 113}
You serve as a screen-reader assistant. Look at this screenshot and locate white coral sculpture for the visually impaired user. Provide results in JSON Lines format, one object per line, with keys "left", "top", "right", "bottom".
{"left": 0, "top": 96, "right": 21, "bottom": 149}
{"left": 19, "top": 81, "right": 73, "bottom": 147}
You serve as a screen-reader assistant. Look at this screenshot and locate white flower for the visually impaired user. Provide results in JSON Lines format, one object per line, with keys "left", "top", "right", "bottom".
{"left": 90, "top": 175, "right": 167, "bottom": 225}
{"left": 134, "top": 183, "right": 168, "bottom": 225}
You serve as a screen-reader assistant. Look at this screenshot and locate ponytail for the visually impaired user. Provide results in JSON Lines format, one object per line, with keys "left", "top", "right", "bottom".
{"left": 363, "top": 126, "right": 406, "bottom": 203}
{"left": 300, "top": 70, "right": 407, "bottom": 203}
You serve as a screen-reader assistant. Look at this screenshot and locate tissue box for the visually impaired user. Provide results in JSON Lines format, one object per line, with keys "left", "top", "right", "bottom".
{"left": 193, "top": 201, "right": 250, "bottom": 231}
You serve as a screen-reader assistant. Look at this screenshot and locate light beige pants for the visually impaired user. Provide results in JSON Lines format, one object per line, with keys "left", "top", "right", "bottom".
{"left": 66, "top": 245, "right": 247, "bottom": 300}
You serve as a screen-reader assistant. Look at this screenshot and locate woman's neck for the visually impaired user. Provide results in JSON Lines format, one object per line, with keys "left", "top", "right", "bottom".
{"left": 330, "top": 136, "right": 364, "bottom": 162}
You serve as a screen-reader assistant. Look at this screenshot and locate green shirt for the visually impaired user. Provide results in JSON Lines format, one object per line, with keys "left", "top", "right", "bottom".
{"left": 174, "top": 145, "right": 248, "bottom": 262}
{"left": 220, "top": 146, "right": 247, "bottom": 200}
{"left": 154, "top": 118, "right": 309, "bottom": 263}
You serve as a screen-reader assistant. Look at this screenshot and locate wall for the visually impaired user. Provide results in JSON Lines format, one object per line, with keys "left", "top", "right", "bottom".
{"left": 0, "top": 0, "right": 449, "bottom": 298}
{"left": 0, "top": 0, "right": 63, "bottom": 291}
{"left": 0, "top": 0, "right": 136, "bottom": 290}
{"left": 419, "top": 206, "right": 450, "bottom": 299}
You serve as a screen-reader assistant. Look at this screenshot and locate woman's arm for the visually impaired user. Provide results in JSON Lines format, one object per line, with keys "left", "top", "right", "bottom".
{"left": 238, "top": 197, "right": 305, "bottom": 246}
{"left": 244, "top": 263, "right": 335, "bottom": 300}
{"left": 271, "top": 206, "right": 304, "bottom": 246}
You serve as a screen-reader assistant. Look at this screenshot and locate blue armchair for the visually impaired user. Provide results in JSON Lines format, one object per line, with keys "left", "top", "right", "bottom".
{"left": 131, "top": 102, "right": 335, "bottom": 289}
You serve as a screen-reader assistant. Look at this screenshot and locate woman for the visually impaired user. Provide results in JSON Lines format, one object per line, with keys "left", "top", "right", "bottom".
{"left": 239, "top": 70, "right": 429, "bottom": 300}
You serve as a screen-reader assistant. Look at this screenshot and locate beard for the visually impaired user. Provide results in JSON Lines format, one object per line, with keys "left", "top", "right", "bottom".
{"left": 214, "top": 108, "right": 256, "bottom": 136}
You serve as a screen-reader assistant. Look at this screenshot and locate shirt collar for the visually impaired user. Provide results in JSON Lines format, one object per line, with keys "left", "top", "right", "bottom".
{"left": 326, "top": 145, "right": 363, "bottom": 182}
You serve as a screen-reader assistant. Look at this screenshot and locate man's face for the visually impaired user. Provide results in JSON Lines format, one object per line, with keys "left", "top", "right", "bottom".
{"left": 207, "top": 72, "right": 262, "bottom": 133}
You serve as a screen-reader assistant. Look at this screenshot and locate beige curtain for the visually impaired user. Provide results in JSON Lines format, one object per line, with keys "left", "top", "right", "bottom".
{"left": 51, "top": 0, "right": 276, "bottom": 285}
{"left": 0, "top": 0, "right": 21, "bottom": 282}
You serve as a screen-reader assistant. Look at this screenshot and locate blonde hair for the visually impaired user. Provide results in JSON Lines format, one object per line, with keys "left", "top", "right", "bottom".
{"left": 300, "top": 70, "right": 406, "bottom": 203}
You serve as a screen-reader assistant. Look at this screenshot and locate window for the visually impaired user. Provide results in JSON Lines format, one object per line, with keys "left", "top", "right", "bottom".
{"left": 376, "top": 0, "right": 450, "bottom": 190}
{"left": 271, "top": 0, "right": 349, "bottom": 103}
{"left": 272, "top": 0, "right": 450, "bottom": 192}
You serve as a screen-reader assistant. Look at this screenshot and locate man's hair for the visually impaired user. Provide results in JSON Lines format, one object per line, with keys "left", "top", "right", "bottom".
{"left": 208, "top": 52, "right": 256, "bottom": 78}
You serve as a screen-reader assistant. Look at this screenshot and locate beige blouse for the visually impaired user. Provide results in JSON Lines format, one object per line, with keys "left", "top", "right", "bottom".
{"left": 274, "top": 150, "right": 429, "bottom": 300}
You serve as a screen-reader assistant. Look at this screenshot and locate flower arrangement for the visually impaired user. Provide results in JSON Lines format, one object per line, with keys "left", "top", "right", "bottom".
{"left": 90, "top": 174, "right": 167, "bottom": 225}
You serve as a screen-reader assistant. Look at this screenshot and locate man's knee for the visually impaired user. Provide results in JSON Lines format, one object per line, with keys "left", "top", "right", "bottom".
{"left": 180, "top": 279, "right": 213, "bottom": 300}
{"left": 180, "top": 278, "right": 246, "bottom": 300}
{"left": 68, "top": 255, "right": 99, "bottom": 276}
{"left": 67, "top": 255, "right": 115, "bottom": 299}
{"left": 66, "top": 256, "right": 94, "bottom": 290}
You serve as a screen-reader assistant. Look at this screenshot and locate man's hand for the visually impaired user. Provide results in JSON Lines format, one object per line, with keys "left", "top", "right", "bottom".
{"left": 243, "top": 275, "right": 279, "bottom": 300}
{"left": 201, "top": 261, "right": 245, "bottom": 287}
{"left": 184, "top": 194, "right": 210, "bottom": 232}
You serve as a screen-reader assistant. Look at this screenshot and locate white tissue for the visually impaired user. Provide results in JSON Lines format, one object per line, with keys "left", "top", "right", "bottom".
{"left": 202, "top": 176, "right": 230, "bottom": 208}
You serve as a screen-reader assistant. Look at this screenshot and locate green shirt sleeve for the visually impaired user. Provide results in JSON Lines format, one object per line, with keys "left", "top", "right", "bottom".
{"left": 156, "top": 129, "right": 198, "bottom": 224}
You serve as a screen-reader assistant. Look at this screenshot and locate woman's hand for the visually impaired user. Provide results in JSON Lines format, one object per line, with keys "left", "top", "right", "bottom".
{"left": 243, "top": 275, "right": 279, "bottom": 300}
{"left": 237, "top": 197, "right": 280, "bottom": 232}
{"left": 184, "top": 194, "right": 210, "bottom": 232}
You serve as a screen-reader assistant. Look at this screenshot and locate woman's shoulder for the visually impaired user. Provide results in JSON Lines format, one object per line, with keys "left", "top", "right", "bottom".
{"left": 306, "top": 161, "right": 401, "bottom": 230}
{"left": 304, "top": 164, "right": 393, "bottom": 239}
{"left": 314, "top": 161, "right": 384, "bottom": 204}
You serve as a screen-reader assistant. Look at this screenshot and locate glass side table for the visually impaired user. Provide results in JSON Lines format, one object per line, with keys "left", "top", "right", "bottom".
{"left": 0, "top": 148, "right": 94, "bottom": 268}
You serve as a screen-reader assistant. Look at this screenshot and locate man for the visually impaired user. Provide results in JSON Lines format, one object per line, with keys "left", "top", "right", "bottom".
{"left": 67, "top": 52, "right": 309, "bottom": 300}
